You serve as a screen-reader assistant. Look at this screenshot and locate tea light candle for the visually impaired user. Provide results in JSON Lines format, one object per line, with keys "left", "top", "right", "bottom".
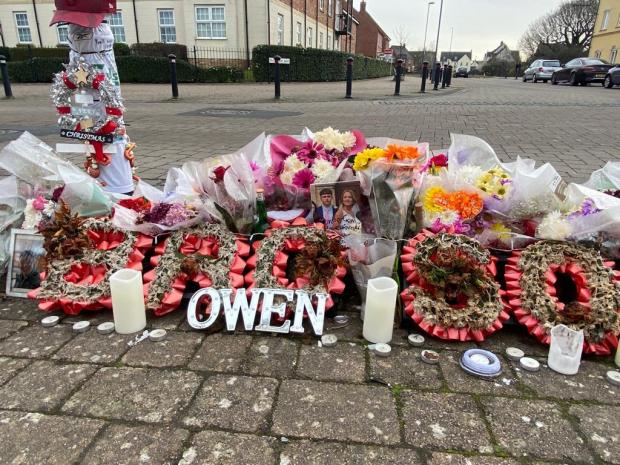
{"left": 97, "top": 322, "right": 115, "bottom": 335}
{"left": 408, "top": 334, "right": 425, "bottom": 347}
{"left": 41, "top": 316, "right": 60, "bottom": 327}
{"left": 321, "top": 334, "right": 338, "bottom": 347}
{"left": 506, "top": 347, "right": 525, "bottom": 361}
{"left": 73, "top": 321, "right": 90, "bottom": 333}
{"left": 363, "top": 277, "right": 398, "bottom": 344}
{"left": 606, "top": 371, "right": 620, "bottom": 387}
{"left": 149, "top": 329, "right": 167, "bottom": 342}
{"left": 369, "top": 343, "right": 391, "bottom": 357}
{"left": 520, "top": 357, "right": 540, "bottom": 372}
{"left": 110, "top": 269, "right": 147, "bottom": 335}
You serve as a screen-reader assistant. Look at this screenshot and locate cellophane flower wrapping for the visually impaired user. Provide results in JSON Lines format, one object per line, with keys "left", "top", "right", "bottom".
{"left": 584, "top": 161, "right": 620, "bottom": 192}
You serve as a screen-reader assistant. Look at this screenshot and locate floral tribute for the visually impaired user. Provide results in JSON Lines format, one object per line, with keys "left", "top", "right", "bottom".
{"left": 505, "top": 241, "right": 620, "bottom": 355}
{"left": 400, "top": 231, "right": 509, "bottom": 341}
{"left": 30, "top": 214, "right": 151, "bottom": 315}
{"left": 245, "top": 219, "right": 347, "bottom": 316}
{"left": 143, "top": 223, "right": 249, "bottom": 315}
{"left": 421, "top": 186, "right": 484, "bottom": 234}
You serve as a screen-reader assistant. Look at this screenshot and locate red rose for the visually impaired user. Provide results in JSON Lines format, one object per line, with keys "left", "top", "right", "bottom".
{"left": 430, "top": 154, "right": 448, "bottom": 167}
{"left": 211, "top": 166, "right": 230, "bottom": 183}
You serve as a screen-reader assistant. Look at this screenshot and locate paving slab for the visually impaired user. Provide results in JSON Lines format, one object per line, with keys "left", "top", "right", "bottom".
{"left": 0, "top": 360, "right": 96, "bottom": 412}
{"left": 0, "top": 410, "right": 104, "bottom": 465}
{"left": 0, "top": 356, "right": 30, "bottom": 385}
{"left": 149, "top": 310, "right": 186, "bottom": 330}
{"left": 0, "top": 299, "right": 43, "bottom": 321}
{"left": 478, "top": 328, "right": 549, "bottom": 358}
{"left": 0, "top": 324, "right": 74, "bottom": 358}
{"left": 183, "top": 374, "right": 277, "bottom": 433}
{"left": 401, "top": 392, "right": 491, "bottom": 452}
{"left": 441, "top": 351, "right": 520, "bottom": 396}
{"left": 272, "top": 379, "right": 399, "bottom": 445}
{"left": 0, "top": 319, "right": 28, "bottom": 340}
{"left": 243, "top": 336, "right": 298, "bottom": 378}
{"left": 281, "top": 440, "right": 421, "bottom": 465}
{"left": 188, "top": 333, "right": 253, "bottom": 373}
{"left": 62, "top": 367, "right": 202, "bottom": 423}
{"left": 122, "top": 331, "right": 203, "bottom": 368}
{"left": 368, "top": 346, "right": 443, "bottom": 390}
{"left": 53, "top": 331, "right": 133, "bottom": 364}
{"left": 427, "top": 453, "right": 520, "bottom": 465}
{"left": 62, "top": 312, "right": 114, "bottom": 327}
{"left": 179, "top": 430, "right": 277, "bottom": 465}
{"left": 413, "top": 334, "right": 479, "bottom": 352}
{"left": 323, "top": 312, "right": 364, "bottom": 342}
{"left": 82, "top": 424, "right": 190, "bottom": 465}
{"left": 512, "top": 359, "right": 619, "bottom": 404}
{"left": 481, "top": 397, "right": 591, "bottom": 462}
{"left": 569, "top": 404, "right": 620, "bottom": 464}
{"left": 296, "top": 342, "right": 366, "bottom": 383}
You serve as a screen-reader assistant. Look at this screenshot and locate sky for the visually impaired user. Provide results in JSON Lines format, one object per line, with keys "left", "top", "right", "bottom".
{"left": 360, "top": 0, "right": 566, "bottom": 60}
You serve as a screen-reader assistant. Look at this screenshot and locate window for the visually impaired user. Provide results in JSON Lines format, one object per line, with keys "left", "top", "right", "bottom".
{"left": 296, "top": 22, "right": 302, "bottom": 46}
{"left": 611, "top": 48, "right": 618, "bottom": 64}
{"left": 276, "top": 13, "right": 284, "bottom": 45}
{"left": 57, "top": 25, "right": 69, "bottom": 44}
{"left": 329, "top": 0, "right": 333, "bottom": 16}
{"left": 319, "top": 32, "right": 324, "bottom": 48}
{"left": 13, "top": 12, "right": 32, "bottom": 43}
{"left": 108, "top": 12, "right": 126, "bottom": 43}
{"left": 617, "top": 13, "right": 620, "bottom": 27}
{"left": 594, "top": 50, "right": 602, "bottom": 59}
{"left": 320, "top": 0, "right": 324, "bottom": 11}
{"left": 195, "top": 6, "right": 226, "bottom": 39}
{"left": 601, "top": 9, "right": 610, "bottom": 30}
{"left": 308, "top": 27, "right": 313, "bottom": 47}
{"left": 158, "top": 9, "right": 176, "bottom": 43}
{"left": 327, "top": 33, "right": 332, "bottom": 49}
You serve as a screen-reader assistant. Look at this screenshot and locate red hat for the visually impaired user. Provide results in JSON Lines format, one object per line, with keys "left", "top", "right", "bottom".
{"left": 50, "top": 0, "right": 116, "bottom": 28}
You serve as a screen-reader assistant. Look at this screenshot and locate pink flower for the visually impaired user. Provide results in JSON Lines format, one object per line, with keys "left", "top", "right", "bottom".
{"left": 295, "top": 140, "right": 328, "bottom": 165}
{"left": 32, "top": 196, "right": 47, "bottom": 211}
{"left": 430, "top": 154, "right": 448, "bottom": 167}
{"left": 292, "top": 168, "right": 316, "bottom": 189}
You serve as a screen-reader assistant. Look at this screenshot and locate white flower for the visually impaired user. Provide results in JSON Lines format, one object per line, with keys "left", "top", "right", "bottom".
{"left": 314, "top": 127, "right": 356, "bottom": 152}
{"left": 536, "top": 211, "right": 572, "bottom": 240}
{"left": 311, "top": 159, "right": 335, "bottom": 182}
{"left": 280, "top": 154, "right": 307, "bottom": 185}
{"left": 22, "top": 200, "right": 42, "bottom": 230}
{"left": 423, "top": 210, "right": 459, "bottom": 227}
{"left": 454, "top": 165, "right": 483, "bottom": 184}
{"left": 42, "top": 201, "right": 56, "bottom": 218}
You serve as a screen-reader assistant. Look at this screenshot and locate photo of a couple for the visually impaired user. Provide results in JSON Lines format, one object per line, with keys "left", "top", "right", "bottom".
{"left": 311, "top": 181, "right": 372, "bottom": 236}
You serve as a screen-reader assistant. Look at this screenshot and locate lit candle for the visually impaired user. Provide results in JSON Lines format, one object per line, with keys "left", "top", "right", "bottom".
{"left": 362, "top": 277, "right": 398, "bottom": 344}
{"left": 110, "top": 269, "right": 147, "bottom": 334}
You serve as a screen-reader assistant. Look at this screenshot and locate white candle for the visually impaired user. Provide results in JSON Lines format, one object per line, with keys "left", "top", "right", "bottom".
{"left": 110, "top": 268, "right": 147, "bottom": 334}
{"left": 615, "top": 344, "right": 620, "bottom": 368}
{"left": 362, "top": 277, "right": 398, "bottom": 344}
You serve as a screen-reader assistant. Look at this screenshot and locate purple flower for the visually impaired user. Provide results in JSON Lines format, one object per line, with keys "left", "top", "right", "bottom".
{"left": 292, "top": 168, "right": 316, "bottom": 189}
{"left": 295, "top": 140, "right": 328, "bottom": 166}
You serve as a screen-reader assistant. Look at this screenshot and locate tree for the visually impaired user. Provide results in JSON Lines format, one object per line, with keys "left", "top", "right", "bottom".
{"left": 519, "top": 0, "right": 599, "bottom": 61}
{"left": 392, "top": 25, "right": 410, "bottom": 48}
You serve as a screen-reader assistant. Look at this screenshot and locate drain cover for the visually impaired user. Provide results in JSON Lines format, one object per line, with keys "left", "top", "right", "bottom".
{"left": 180, "top": 108, "right": 303, "bottom": 119}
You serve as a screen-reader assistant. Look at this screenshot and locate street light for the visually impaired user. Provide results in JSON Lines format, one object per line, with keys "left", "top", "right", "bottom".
{"left": 421, "top": 1, "right": 434, "bottom": 68}
{"left": 432, "top": 0, "right": 444, "bottom": 75}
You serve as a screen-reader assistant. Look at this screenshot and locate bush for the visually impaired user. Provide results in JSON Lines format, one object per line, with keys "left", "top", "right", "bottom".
{"left": 6, "top": 46, "right": 69, "bottom": 61}
{"left": 113, "top": 43, "right": 131, "bottom": 56}
{"left": 482, "top": 59, "right": 515, "bottom": 77}
{"left": 6, "top": 56, "right": 243, "bottom": 84}
{"left": 251, "top": 45, "right": 392, "bottom": 82}
{"left": 130, "top": 42, "right": 188, "bottom": 60}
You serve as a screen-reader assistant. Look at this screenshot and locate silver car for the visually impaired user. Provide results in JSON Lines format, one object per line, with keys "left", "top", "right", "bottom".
{"left": 523, "top": 59, "right": 562, "bottom": 83}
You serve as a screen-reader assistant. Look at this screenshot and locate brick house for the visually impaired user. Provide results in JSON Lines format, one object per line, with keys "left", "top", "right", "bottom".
{"left": 355, "top": 0, "right": 390, "bottom": 58}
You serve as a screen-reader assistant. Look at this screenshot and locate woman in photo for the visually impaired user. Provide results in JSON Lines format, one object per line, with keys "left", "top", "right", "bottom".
{"left": 333, "top": 189, "right": 363, "bottom": 236}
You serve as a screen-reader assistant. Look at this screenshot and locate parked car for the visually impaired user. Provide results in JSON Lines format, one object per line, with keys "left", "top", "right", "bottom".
{"left": 604, "top": 65, "right": 620, "bottom": 88}
{"left": 523, "top": 59, "right": 561, "bottom": 83}
{"left": 551, "top": 58, "right": 613, "bottom": 86}
{"left": 454, "top": 67, "right": 469, "bottom": 78}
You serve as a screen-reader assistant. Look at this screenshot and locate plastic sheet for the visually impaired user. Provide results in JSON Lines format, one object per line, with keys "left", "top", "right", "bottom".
{"left": 584, "top": 161, "right": 620, "bottom": 191}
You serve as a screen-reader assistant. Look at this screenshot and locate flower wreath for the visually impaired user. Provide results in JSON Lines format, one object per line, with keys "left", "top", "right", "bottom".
{"left": 30, "top": 218, "right": 151, "bottom": 315}
{"left": 51, "top": 57, "right": 124, "bottom": 171}
{"left": 245, "top": 219, "right": 347, "bottom": 316}
{"left": 143, "top": 224, "right": 249, "bottom": 316}
{"left": 400, "top": 231, "right": 509, "bottom": 341}
{"left": 505, "top": 241, "right": 620, "bottom": 355}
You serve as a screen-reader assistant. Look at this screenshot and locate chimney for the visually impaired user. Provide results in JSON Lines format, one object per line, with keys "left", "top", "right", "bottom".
{"left": 360, "top": 1, "right": 366, "bottom": 12}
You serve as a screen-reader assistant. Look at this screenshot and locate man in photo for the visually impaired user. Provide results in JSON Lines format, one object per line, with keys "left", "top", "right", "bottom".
{"left": 14, "top": 250, "right": 41, "bottom": 290}
{"left": 313, "top": 188, "right": 338, "bottom": 229}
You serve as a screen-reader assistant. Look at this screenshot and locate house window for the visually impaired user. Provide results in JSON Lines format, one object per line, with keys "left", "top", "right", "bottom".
{"left": 196, "top": 6, "right": 226, "bottom": 39}
{"left": 319, "top": 32, "right": 324, "bottom": 48}
{"left": 601, "top": 9, "right": 610, "bottom": 30}
{"left": 611, "top": 48, "right": 618, "bottom": 64}
{"left": 320, "top": 0, "right": 324, "bottom": 11}
{"left": 158, "top": 9, "right": 176, "bottom": 43}
{"left": 13, "top": 12, "right": 32, "bottom": 43}
{"left": 108, "top": 12, "right": 126, "bottom": 43}
{"left": 328, "top": 0, "right": 333, "bottom": 16}
{"left": 594, "top": 49, "right": 602, "bottom": 59}
{"left": 57, "top": 24, "right": 69, "bottom": 44}
{"left": 296, "top": 22, "right": 302, "bottom": 46}
{"left": 327, "top": 33, "right": 332, "bottom": 49}
{"left": 276, "top": 14, "right": 284, "bottom": 45}
{"left": 308, "top": 27, "right": 313, "bottom": 47}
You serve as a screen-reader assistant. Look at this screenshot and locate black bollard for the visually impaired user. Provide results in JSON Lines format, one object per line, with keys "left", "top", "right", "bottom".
{"left": 0, "top": 56, "right": 13, "bottom": 99}
{"left": 168, "top": 54, "right": 179, "bottom": 99}
{"left": 441, "top": 65, "right": 448, "bottom": 89}
{"left": 433, "top": 62, "right": 441, "bottom": 90}
{"left": 420, "top": 61, "right": 429, "bottom": 93}
{"left": 447, "top": 65, "right": 453, "bottom": 87}
{"left": 394, "top": 59, "right": 403, "bottom": 96}
{"left": 345, "top": 57, "right": 354, "bottom": 99}
{"left": 274, "top": 55, "right": 281, "bottom": 99}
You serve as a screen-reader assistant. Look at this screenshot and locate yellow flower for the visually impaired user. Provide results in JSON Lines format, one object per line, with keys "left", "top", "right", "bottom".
{"left": 422, "top": 186, "right": 450, "bottom": 214}
{"left": 353, "top": 148, "right": 386, "bottom": 171}
{"left": 490, "top": 222, "right": 511, "bottom": 240}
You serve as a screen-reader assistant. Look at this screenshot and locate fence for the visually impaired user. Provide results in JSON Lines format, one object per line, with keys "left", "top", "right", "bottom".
{"left": 190, "top": 47, "right": 250, "bottom": 70}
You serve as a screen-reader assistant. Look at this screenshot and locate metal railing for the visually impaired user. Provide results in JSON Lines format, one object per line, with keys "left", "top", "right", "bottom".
{"left": 190, "top": 47, "right": 250, "bottom": 69}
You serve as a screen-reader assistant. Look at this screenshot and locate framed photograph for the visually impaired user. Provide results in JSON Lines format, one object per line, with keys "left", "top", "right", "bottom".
{"left": 5, "top": 229, "right": 46, "bottom": 298}
{"left": 310, "top": 181, "right": 374, "bottom": 235}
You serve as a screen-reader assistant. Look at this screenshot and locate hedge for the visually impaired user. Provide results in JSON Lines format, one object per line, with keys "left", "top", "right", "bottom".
{"left": 6, "top": 56, "right": 243, "bottom": 83}
{"left": 130, "top": 43, "right": 188, "bottom": 61}
{"left": 251, "top": 45, "right": 393, "bottom": 82}
{"left": 1, "top": 43, "right": 132, "bottom": 61}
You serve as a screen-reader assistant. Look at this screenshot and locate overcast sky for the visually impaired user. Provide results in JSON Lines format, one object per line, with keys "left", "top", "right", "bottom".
{"left": 360, "top": 0, "right": 566, "bottom": 60}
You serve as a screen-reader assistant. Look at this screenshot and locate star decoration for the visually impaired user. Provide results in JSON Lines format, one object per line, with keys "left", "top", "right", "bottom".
{"left": 74, "top": 65, "right": 90, "bottom": 85}
{"left": 80, "top": 118, "right": 94, "bottom": 130}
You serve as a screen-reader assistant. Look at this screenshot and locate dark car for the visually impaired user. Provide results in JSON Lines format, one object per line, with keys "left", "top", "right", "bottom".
{"left": 551, "top": 58, "right": 613, "bottom": 86}
{"left": 604, "top": 66, "right": 620, "bottom": 88}
{"left": 454, "top": 67, "right": 468, "bottom": 78}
